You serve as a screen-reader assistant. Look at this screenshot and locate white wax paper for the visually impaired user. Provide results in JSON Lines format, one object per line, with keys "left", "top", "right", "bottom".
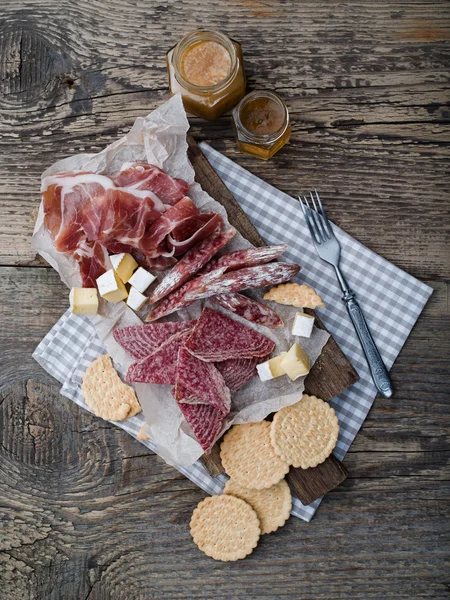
{"left": 31, "top": 95, "right": 329, "bottom": 467}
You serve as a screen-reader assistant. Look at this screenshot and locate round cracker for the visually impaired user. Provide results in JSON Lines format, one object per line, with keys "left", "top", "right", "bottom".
{"left": 190, "top": 494, "right": 260, "bottom": 561}
{"left": 270, "top": 394, "right": 339, "bottom": 469}
{"left": 82, "top": 355, "right": 141, "bottom": 421}
{"left": 224, "top": 478, "right": 292, "bottom": 534}
{"left": 220, "top": 422, "right": 289, "bottom": 490}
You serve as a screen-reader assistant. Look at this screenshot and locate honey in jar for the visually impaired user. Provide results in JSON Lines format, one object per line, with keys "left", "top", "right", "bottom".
{"left": 232, "top": 91, "right": 291, "bottom": 160}
{"left": 167, "top": 29, "right": 246, "bottom": 120}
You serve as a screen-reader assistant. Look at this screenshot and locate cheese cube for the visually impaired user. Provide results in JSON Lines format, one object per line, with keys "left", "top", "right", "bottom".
{"left": 109, "top": 253, "right": 138, "bottom": 283}
{"left": 256, "top": 353, "right": 287, "bottom": 382}
{"left": 96, "top": 269, "right": 128, "bottom": 303}
{"left": 281, "top": 343, "right": 310, "bottom": 381}
{"left": 69, "top": 288, "right": 98, "bottom": 315}
{"left": 128, "top": 267, "right": 156, "bottom": 293}
{"left": 291, "top": 312, "right": 315, "bottom": 338}
{"left": 127, "top": 286, "right": 147, "bottom": 311}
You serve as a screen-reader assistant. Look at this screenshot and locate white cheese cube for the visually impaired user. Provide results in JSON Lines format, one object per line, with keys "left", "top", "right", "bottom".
{"left": 256, "top": 353, "right": 287, "bottom": 382}
{"left": 69, "top": 288, "right": 98, "bottom": 315}
{"left": 281, "top": 343, "right": 310, "bottom": 381}
{"left": 109, "top": 253, "right": 138, "bottom": 283}
{"left": 291, "top": 312, "right": 315, "bottom": 338}
{"left": 127, "top": 286, "right": 147, "bottom": 311}
{"left": 96, "top": 269, "right": 128, "bottom": 303}
{"left": 128, "top": 267, "right": 156, "bottom": 293}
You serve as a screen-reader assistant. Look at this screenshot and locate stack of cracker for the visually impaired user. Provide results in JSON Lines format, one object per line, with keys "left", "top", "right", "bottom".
{"left": 190, "top": 394, "right": 339, "bottom": 561}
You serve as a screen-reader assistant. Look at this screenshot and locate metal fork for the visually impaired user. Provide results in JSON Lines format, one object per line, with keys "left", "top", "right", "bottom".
{"left": 299, "top": 191, "right": 393, "bottom": 398}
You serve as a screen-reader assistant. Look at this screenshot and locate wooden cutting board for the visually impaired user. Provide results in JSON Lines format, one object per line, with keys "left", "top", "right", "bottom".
{"left": 187, "top": 135, "right": 359, "bottom": 505}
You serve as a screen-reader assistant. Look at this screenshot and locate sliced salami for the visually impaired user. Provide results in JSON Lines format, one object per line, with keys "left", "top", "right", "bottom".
{"left": 146, "top": 267, "right": 227, "bottom": 322}
{"left": 184, "top": 262, "right": 301, "bottom": 302}
{"left": 175, "top": 346, "right": 231, "bottom": 415}
{"left": 214, "top": 355, "right": 269, "bottom": 392}
{"left": 212, "top": 293, "right": 284, "bottom": 328}
{"left": 125, "top": 330, "right": 191, "bottom": 384}
{"left": 185, "top": 307, "right": 276, "bottom": 362}
{"left": 200, "top": 244, "right": 288, "bottom": 275}
{"left": 149, "top": 228, "right": 235, "bottom": 304}
{"left": 113, "top": 320, "right": 196, "bottom": 360}
{"left": 176, "top": 396, "right": 224, "bottom": 452}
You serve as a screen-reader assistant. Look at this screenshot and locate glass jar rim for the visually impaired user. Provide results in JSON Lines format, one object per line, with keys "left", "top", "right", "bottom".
{"left": 233, "top": 90, "right": 289, "bottom": 144}
{"left": 173, "top": 29, "right": 238, "bottom": 94}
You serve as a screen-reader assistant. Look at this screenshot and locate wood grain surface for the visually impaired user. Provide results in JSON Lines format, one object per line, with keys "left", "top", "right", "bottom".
{"left": 0, "top": 0, "right": 449, "bottom": 598}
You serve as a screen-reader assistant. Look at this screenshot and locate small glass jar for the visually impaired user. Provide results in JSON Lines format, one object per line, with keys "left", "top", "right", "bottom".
{"left": 232, "top": 90, "right": 291, "bottom": 160}
{"left": 166, "top": 29, "right": 246, "bottom": 120}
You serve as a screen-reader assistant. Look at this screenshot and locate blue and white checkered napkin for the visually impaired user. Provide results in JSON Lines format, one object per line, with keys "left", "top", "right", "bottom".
{"left": 33, "top": 143, "right": 432, "bottom": 522}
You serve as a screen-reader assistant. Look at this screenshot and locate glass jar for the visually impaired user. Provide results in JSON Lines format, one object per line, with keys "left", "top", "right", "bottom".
{"left": 166, "top": 29, "right": 246, "bottom": 120}
{"left": 232, "top": 90, "right": 291, "bottom": 160}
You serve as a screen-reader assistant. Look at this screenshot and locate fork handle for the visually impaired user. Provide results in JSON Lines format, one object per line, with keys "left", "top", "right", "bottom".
{"left": 342, "top": 290, "right": 393, "bottom": 398}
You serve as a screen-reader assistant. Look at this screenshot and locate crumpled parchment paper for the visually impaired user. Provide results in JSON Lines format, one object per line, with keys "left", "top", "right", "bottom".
{"left": 31, "top": 94, "right": 329, "bottom": 467}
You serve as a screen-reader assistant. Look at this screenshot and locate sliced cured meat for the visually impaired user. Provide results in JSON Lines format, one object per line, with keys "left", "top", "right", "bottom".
{"left": 214, "top": 355, "right": 269, "bottom": 392}
{"left": 75, "top": 240, "right": 110, "bottom": 288}
{"left": 184, "top": 263, "right": 301, "bottom": 302}
{"left": 176, "top": 397, "right": 224, "bottom": 452}
{"left": 212, "top": 293, "right": 284, "bottom": 328}
{"left": 149, "top": 229, "right": 235, "bottom": 303}
{"left": 185, "top": 307, "right": 276, "bottom": 362}
{"left": 111, "top": 163, "right": 189, "bottom": 205}
{"left": 175, "top": 346, "right": 231, "bottom": 414}
{"left": 146, "top": 267, "right": 227, "bottom": 322}
{"left": 167, "top": 212, "right": 223, "bottom": 256}
{"left": 200, "top": 244, "right": 288, "bottom": 275}
{"left": 126, "top": 330, "right": 191, "bottom": 385}
{"left": 113, "top": 320, "right": 196, "bottom": 360}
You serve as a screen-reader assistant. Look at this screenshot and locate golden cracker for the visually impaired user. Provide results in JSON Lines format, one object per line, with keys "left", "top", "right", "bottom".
{"left": 264, "top": 283, "right": 325, "bottom": 309}
{"left": 220, "top": 421, "right": 289, "bottom": 490}
{"left": 82, "top": 355, "right": 141, "bottom": 421}
{"left": 190, "top": 494, "right": 260, "bottom": 561}
{"left": 224, "top": 478, "right": 292, "bottom": 535}
{"left": 270, "top": 394, "right": 339, "bottom": 469}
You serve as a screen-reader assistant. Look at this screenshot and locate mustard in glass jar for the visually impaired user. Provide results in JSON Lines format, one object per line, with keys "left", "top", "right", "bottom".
{"left": 232, "top": 91, "right": 291, "bottom": 160}
{"left": 166, "top": 29, "right": 246, "bottom": 120}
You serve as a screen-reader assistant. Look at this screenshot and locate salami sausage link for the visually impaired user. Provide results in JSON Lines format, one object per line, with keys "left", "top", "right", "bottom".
{"left": 184, "top": 262, "right": 301, "bottom": 302}
{"left": 212, "top": 293, "right": 284, "bottom": 328}
{"left": 149, "top": 228, "right": 235, "bottom": 304}
{"left": 200, "top": 244, "right": 288, "bottom": 275}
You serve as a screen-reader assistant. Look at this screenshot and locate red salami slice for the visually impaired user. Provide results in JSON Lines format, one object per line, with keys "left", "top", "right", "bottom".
{"left": 200, "top": 244, "right": 288, "bottom": 275}
{"left": 149, "top": 228, "right": 236, "bottom": 304}
{"left": 113, "top": 320, "right": 196, "bottom": 360}
{"left": 125, "top": 330, "right": 191, "bottom": 384}
{"left": 212, "top": 293, "right": 284, "bottom": 328}
{"left": 214, "top": 355, "right": 269, "bottom": 392}
{"left": 146, "top": 267, "right": 227, "bottom": 322}
{"left": 176, "top": 395, "right": 224, "bottom": 452}
{"left": 184, "top": 262, "right": 301, "bottom": 302}
{"left": 175, "top": 346, "right": 231, "bottom": 414}
{"left": 185, "top": 307, "right": 276, "bottom": 362}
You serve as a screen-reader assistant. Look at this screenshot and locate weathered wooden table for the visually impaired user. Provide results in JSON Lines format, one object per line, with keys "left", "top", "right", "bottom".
{"left": 1, "top": 1, "right": 449, "bottom": 598}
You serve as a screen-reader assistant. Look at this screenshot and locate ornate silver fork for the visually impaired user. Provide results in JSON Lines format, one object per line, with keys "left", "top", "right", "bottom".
{"left": 299, "top": 191, "right": 393, "bottom": 398}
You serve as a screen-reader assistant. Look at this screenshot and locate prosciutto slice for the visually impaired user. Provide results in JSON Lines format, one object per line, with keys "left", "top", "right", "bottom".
{"left": 111, "top": 163, "right": 189, "bottom": 205}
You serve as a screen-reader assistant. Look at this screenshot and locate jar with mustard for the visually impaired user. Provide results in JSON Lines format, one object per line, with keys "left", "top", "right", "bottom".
{"left": 166, "top": 29, "right": 246, "bottom": 120}
{"left": 232, "top": 90, "right": 291, "bottom": 160}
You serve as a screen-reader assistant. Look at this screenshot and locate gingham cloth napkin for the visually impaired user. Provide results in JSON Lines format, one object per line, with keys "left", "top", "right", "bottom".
{"left": 33, "top": 143, "right": 433, "bottom": 522}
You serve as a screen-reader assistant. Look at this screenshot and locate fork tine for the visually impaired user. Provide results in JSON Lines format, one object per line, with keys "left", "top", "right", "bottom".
{"left": 298, "top": 195, "right": 322, "bottom": 245}
{"left": 310, "top": 191, "right": 329, "bottom": 240}
{"left": 306, "top": 193, "right": 325, "bottom": 243}
{"left": 314, "top": 190, "right": 334, "bottom": 238}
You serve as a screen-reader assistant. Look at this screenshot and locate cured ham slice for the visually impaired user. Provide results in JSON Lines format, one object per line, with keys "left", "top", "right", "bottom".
{"left": 126, "top": 330, "right": 191, "bottom": 385}
{"left": 149, "top": 229, "right": 235, "bottom": 304}
{"left": 175, "top": 346, "right": 231, "bottom": 414}
{"left": 111, "top": 163, "right": 189, "bottom": 205}
{"left": 185, "top": 308, "right": 276, "bottom": 362}
{"left": 113, "top": 320, "right": 196, "bottom": 361}
{"left": 200, "top": 244, "right": 288, "bottom": 275}
{"left": 214, "top": 356, "right": 269, "bottom": 392}
{"left": 167, "top": 213, "right": 223, "bottom": 256}
{"left": 212, "top": 293, "right": 284, "bottom": 328}
{"left": 176, "top": 396, "right": 224, "bottom": 452}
